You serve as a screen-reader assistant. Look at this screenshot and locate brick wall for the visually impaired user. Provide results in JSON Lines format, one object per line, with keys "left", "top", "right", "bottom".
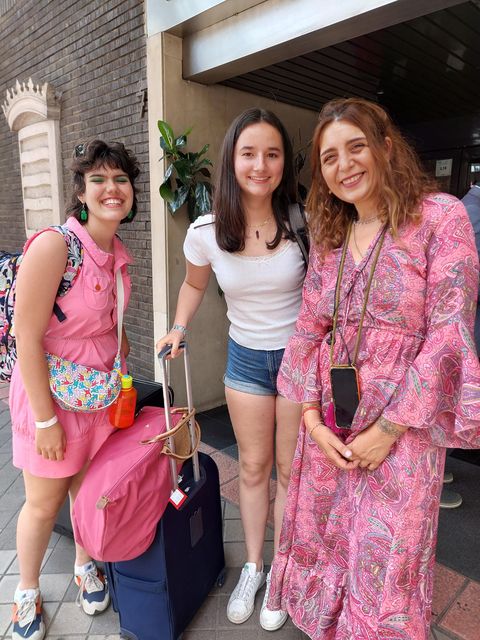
{"left": 0, "top": 0, "right": 154, "bottom": 377}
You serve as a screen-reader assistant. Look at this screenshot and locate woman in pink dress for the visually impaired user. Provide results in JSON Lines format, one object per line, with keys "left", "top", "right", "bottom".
{"left": 268, "top": 98, "right": 480, "bottom": 639}
{"left": 9, "top": 140, "right": 137, "bottom": 640}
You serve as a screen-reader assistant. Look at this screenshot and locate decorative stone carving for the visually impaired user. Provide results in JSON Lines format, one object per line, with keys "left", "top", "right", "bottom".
{"left": 2, "top": 78, "right": 64, "bottom": 236}
{"left": 2, "top": 77, "right": 61, "bottom": 131}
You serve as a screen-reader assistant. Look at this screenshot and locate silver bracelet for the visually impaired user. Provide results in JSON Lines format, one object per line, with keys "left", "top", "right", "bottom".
{"left": 35, "top": 415, "right": 58, "bottom": 429}
{"left": 171, "top": 324, "right": 187, "bottom": 335}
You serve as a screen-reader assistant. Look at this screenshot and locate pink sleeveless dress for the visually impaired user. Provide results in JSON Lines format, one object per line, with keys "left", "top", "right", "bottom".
{"left": 9, "top": 216, "right": 132, "bottom": 478}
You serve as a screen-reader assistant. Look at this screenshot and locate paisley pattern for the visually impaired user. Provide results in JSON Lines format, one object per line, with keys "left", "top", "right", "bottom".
{"left": 269, "top": 194, "right": 480, "bottom": 639}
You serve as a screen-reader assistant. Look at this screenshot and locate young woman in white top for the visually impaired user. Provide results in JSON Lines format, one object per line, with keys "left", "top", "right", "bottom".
{"left": 156, "top": 108, "right": 305, "bottom": 631}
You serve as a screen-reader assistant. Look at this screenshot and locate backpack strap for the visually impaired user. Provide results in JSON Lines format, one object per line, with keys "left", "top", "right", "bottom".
{"left": 23, "top": 225, "right": 83, "bottom": 323}
{"left": 51, "top": 226, "right": 83, "bottom": 322}
{"left": 288, "top": 203, "right": 309, "bottom": 268}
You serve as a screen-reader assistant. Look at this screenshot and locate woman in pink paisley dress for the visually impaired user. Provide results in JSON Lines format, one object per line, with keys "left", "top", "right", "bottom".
{"left": 267, "top": 98, "right": 480, "bottom": 640}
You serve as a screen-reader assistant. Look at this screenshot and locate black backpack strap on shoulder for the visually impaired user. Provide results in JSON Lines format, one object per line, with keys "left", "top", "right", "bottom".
{"left": 288, "top": 203, "right": 309, "bottom": 268}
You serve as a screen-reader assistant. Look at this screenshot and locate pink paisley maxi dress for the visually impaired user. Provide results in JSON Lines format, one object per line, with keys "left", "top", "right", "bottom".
{"left": 268, "top": 194, "right": 480, "bottom": 640}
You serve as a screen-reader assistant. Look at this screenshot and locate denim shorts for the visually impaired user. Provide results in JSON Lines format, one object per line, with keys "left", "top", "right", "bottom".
{"left": 223, "top": 337, "right": 285, "bottom": 396}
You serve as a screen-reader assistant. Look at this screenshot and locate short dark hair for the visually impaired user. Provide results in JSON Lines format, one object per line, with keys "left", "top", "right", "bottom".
{"left": 66, "top": 139, "right": 140, "bottom": 224}
{"left": 213, "top": 108, "right": 297, "bottom": 252}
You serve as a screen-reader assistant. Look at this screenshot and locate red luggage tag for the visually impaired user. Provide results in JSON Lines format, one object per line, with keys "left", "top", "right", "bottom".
{"left": 169, "top": 488, "right": 188, "bottom": 509}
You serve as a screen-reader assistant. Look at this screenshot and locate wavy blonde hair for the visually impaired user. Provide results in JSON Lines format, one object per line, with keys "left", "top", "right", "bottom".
{"left": 307, "top": 98, "right": 437, "bottom": 254}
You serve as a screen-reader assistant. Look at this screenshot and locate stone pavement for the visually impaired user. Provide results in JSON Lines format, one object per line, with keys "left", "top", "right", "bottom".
{"left": 0, "top": 382, "right": 479, "bottom": 639}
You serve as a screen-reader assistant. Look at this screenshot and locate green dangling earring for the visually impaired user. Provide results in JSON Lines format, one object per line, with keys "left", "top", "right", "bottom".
{"left": 80, "top": 204, "right": 88, "bottom": 222}
{"left": 126, "top": 210, "right": 134, "bottom": 221}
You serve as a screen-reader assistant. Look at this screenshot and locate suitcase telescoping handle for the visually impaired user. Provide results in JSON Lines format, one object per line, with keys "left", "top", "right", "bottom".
{"left": 157, "top": 341, "right": 201, "bottom": 489}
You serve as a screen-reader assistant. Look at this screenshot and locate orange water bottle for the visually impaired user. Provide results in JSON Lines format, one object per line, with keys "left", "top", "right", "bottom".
{"left": 109, "top": 375, "right": 137, "bottom": 428}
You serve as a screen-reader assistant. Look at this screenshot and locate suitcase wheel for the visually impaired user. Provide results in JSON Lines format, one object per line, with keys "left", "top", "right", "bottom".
{"left": 216, "top": 568, "right": 226, "bottom": 588}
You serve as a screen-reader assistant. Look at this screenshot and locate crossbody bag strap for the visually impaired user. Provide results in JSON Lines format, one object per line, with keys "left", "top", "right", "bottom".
{"left": 115, "top": 269, "right": 124, "bottom": 354}
{"left": 330, "top": 224, "right": 387, "bottom": 367}
{"left": 330, "top": 224, "right": 352, "bottom": 366}
{"left": 350, "top": 227, "right": 387, "bottom": 366}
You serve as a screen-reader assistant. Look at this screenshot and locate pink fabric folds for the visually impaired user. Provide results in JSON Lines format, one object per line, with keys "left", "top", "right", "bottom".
{"left": 72, "top": 406, "right": 183, "bottom": 562}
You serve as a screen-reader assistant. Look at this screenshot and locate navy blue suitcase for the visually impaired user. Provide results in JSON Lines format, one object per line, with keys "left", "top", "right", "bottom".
{"left": 106, "top": 344, "right": 226, "bottom": 640}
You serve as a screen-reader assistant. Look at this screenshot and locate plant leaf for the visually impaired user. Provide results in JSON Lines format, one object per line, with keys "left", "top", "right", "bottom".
{"left": 195, "top": 182, "right": 212, "bottom": 214}
{"left": 174, "top": 160, "right": 193, "bottom": 183}
{"left": 195, "top": 158, "right": 213, "bottom": 170}
{"left": 159, "top": 180, "right": 174, "bottom": 202}
{"left": 175, "top": 135, "right": 187, "bottom": 148}
{"left": 199, "top": 167, "right": 211, "bottom": 178}
{"left": 169, "top": 185, "right": 189, "bottom": 213}
{"left": 164, "top": 163, "right": 174, "bottom": 181}
{"left": 158, "top": 120, "right": 175, "bottom": 151}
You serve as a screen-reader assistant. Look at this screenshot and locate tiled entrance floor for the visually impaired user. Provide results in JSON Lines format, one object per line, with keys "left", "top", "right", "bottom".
{"left": 0, "top": 383, "right": 479, "bottom": 639}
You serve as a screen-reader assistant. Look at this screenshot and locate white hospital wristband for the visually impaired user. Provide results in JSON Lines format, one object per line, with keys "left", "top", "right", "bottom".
{"left": 35, "top": 416, "right": 58, "bottom": 429}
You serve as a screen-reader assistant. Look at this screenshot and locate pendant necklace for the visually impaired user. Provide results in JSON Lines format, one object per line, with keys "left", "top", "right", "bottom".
{"left": 352, "top": 223, "right": 365, "bottom": 258}
{"left": 247, "top": 216, "right": 273, "bottom": 239}
{"left": 353, "top": 215, "right": 380, "bottom": 258}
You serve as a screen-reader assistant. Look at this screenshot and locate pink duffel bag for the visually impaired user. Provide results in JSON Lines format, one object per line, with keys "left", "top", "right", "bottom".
{"left": 72, "top": 405, "right": 200, "bottom": 562}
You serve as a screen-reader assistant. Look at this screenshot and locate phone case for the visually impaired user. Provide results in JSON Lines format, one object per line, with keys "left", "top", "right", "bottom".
{"left": 330, "top": 365, "right": 360, "bottom": 428}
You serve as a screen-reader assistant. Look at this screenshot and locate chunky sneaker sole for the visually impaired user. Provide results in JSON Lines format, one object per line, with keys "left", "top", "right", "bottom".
{"left": 12, "top": 592, "right": 45, "bottom": 640}
{"left": 227, "top": 562, "right": 266, "bottom": 624}
{"left": 75, "top": 567, "right": 110, "bottom": 615}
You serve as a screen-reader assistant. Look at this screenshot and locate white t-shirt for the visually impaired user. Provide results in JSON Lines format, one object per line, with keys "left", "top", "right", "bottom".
{"left": 183, "top": 214, "right": 305, "bottom": 350}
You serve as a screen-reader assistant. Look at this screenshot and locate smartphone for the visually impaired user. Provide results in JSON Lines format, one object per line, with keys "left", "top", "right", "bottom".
{"left": 330, "top": 365, "right": 360, "bottom": 429}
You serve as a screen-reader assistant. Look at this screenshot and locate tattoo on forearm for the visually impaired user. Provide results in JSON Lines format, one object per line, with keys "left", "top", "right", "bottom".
{"left": 378, "top": 416, "right": 403, "bottom": 439}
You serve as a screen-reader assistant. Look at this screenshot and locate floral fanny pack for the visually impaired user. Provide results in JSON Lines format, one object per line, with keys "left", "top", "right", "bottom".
{"left": 47, "top": 269, "right": 124, "bottom": 413}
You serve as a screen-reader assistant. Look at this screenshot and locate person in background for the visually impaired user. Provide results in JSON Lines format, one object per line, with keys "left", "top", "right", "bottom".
{"left": 156, "top": 108, "right": 306, "bottom": 632}
{"left": 441, "top": 179, "right": 480, "bottom": 508}
{"left": 267, "top": 97, "right": 480, "bottom": 640}
{"left": 9, "top": 140, "right": 137, "bottom": 640}
{"left": 462, "top": 180, "right": 480, "bottom": 353}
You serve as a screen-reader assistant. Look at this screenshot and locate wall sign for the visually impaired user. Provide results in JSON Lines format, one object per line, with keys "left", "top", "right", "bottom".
{"left": 435, "top": 159, "right": 453, "bottom": 177}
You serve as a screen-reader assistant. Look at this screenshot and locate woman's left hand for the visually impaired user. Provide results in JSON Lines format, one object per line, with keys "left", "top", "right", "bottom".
{"left": 348, "top": 418, "right": 407, "bottom": 471}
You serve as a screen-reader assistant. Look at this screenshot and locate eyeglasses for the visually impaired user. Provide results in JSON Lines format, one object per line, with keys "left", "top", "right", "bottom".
{"left": 73, "top": 143, "right": 86, "bottom": 158}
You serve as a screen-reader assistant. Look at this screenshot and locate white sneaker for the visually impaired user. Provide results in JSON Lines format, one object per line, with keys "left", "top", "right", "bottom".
{"left": 260, "top": 569, "right": 288, "bottom": 631}
{"left": 227, "top": 562, "right": 266, "bottom": 624}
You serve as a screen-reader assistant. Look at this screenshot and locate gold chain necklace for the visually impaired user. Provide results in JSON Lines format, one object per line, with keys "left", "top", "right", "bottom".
{"left": 247, "top": 216, "right": 273, "bottom": 239}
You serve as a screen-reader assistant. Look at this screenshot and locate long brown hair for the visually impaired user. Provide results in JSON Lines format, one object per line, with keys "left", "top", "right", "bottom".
{"left": 213, "top": 108, "right": 297, "bottom": 252}
{"left": 307, "top": 98, "right": 436, "bottom": 254}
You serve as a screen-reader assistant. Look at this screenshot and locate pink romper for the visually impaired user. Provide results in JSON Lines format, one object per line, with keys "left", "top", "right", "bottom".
{"left": 9, "top": 216, "right": 132, "bottom": 478}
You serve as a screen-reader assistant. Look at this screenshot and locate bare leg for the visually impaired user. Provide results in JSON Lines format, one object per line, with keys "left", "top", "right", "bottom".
{"left": 273, "top": 395, "right": 301, "bottom": 554}
{"left": 69, "top": 463, "right": 92, "bottom": 567}
{"left": 225, "top": 387, "right": 275, "bottom": 570}
{"left": 16, "top": 471, "right": 71, "bottom": 589}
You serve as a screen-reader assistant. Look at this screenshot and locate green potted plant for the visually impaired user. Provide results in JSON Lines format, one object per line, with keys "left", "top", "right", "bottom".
{"left": 158, "top": 120, "right": 213, "bottom": 222}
